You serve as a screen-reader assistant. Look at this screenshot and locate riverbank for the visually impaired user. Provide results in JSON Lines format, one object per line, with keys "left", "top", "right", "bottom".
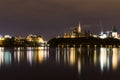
{"left": 48, "top": 36, "right": 120, "bottom": 48}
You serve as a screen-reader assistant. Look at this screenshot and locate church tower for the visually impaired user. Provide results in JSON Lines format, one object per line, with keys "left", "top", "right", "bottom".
{"left": 78, "top": 22, "right": 81, "bottom": 33}
{"left": 112, "top": 25, "right": 118, "bottom": 38}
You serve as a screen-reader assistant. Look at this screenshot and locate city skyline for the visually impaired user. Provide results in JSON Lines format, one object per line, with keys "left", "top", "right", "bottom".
{"left": 0, "top": 0, "right": 120, "bottom": 40}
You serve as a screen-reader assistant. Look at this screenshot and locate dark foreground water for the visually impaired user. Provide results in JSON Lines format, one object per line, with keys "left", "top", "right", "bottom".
{"left": 0, "top": 47, "right": 120, "bottom": 80}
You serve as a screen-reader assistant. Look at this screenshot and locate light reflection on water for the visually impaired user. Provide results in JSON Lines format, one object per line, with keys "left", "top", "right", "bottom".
{"left": 0, "top": 47, "right": 12, "bottom": 67}
{"left": 0, "top": 47, "right": 49, "bottom": 67}
{"left": 0, "top": 46, "right": 120, "bottom": 77}
{"left": 55, "top": 47, "right": 120, "bottom": 75}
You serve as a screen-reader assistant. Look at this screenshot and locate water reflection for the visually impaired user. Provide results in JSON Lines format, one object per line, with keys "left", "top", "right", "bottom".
{"left": 0, "top": 47, "right": 12, "bottom": 66}
{"left": 14, "top": 47, "right": 25, "bottom": 63}
{"left": 26, "top": 47, "right": 49, "bottom": 65}
{"left": 1, "top": 46, "right": 120, "bottom": 76}
{"left": 38, "top": 47, "right": 49, "bottom": 64}
{"left": 77, "top": 58, "right": 81, "bottom": 75}
{"left": 4, "top": 50, "right": 12, "bottom": 65}
{"left": 55, "top": 46, "right": 120, "bottom": 75}
{"left": 0, "top": 47, "right": 49, "bottom": 67}
{"left": 55, "top": 47, "right": 81, "bottom": 74}
{"left": 56, "top": 47, "right": 77, "bottom": 66}
{"left": 70, "top": 48, "right": 76, "bottom": 66}
{"left": 27, "top": 48, "right": 34, "bottom": 65}
{"left": 93, "top": 48, "right": 97, "bottom": 66}
{"left": 99, "top": 48, "right": 119, "bottom": 72}
{"left": 100, "top": 48, "right": 107, "bottom": 72}
{"left": 0, "top": 47, "right": 4, "bottom": 67}
{"left": 112, "top": 48, "right": 118, "bottom": 70}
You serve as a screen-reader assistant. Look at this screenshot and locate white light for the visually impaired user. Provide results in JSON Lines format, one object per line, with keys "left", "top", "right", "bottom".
{"left": 4, "top": 35, "right": 12, "bottom": 38}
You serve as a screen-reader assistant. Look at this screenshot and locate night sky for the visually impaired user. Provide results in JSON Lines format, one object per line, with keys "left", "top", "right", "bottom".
{"left": 0, "top": 0, "right": 120, "bottom": 40}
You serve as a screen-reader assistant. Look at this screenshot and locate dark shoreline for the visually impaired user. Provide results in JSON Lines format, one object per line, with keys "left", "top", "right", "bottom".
{"left": 48, "top": 37, "right": 120, "bottom": 48}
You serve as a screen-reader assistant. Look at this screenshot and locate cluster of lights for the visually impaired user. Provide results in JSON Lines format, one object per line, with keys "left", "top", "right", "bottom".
{"left": 0, "top": 34, "right": 46, "bottom": 43}
{"left": 0, "top": 34, "right": 12, "bottom": 40}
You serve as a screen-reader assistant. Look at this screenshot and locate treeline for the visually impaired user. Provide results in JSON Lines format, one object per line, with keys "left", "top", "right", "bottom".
{"left": 48, "top": 37, "right": 120, "bottom": 47}
{"left": 0, "top": 37, "right": 42, "bottom": 47}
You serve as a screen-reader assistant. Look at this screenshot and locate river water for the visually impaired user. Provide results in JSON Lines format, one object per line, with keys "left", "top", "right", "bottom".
{"left": 0, "top": 47, "right": 120, "bottom": 80}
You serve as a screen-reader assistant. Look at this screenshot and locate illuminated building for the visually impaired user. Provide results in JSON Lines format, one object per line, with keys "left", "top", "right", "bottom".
{"left": 63, "top": 22, "right": 86, "bottom": 38}
{"left": 26, "top": 34, "right": 37, "bottom": 42}
{"left": 15, "top": 36, "right": 24, "bottom": 40}
{"left": 99, "top": 26, "right": 119, "bottom": 39}
{"left": 4, "top": 35, "right": 12, "bottom": 39}
{"left": 26, "top": 34, "right": 46, "bottom": 46}
{"left": 99, "top": 31, "right": 107, "bottom": 39}
{"left": 78, "top": 22, "right": 81, "bottom": 33}
{"left": 57, "top": 22, "right": 120, "bottom": 39}
{"left": 14, "top": 36, "right": 25, "bottom": 44}
{"left": 112, "top": 26, "right": 118, "bottom": 38}
{"left": 26, "top": 34, "right": 44, "bottom": 43}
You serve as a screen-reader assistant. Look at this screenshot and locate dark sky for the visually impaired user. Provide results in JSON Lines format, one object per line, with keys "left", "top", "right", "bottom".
{"left": 0, "top": 0, "right": 120, "bottom": 40}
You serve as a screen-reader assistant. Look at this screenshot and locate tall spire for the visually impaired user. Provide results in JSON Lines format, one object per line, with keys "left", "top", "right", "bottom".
{"left": 100, "top": 20, "right": 103, "bottom": 32}
{"left": 112, "top": 25, "right": 117, "bottom": 32}
{"left": 78, "top": 21, "right": 81, "bottom": 33}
